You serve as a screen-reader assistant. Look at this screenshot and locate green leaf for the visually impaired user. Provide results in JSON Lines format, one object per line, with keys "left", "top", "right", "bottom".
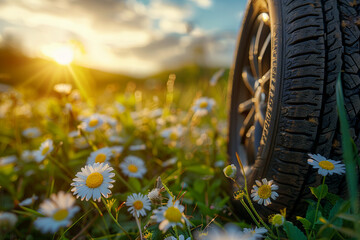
{"left": 186, "top": 165, "right": 214, "bottom": 176}
{"left": 19, "top": 206, "right": 45, "bottom": 217}
{"left": 306, "top": 200, "right": 316, "bottom": 225}
{"left": 325, "top": 192, "right": 340, "bottom": 205}
{"left": 336, "top": 74, "right": 359, "bottom": 214}
{"left": 193, "top": 179, "right": 206, "bottom": 194}
{"left": 310, "top": 184, "right": 328, "bottom": 200}
{"left": 296, "top": 216, "right": 312, "bottom": 230}
{"left": 336, "top": 213, "right": 360, "bottom": 223}
{"left": 216, "top": 196, "right": 230, "bottom": 208}
{"left": 328, "top": 199, "right": 345, "bottom": 224}
{"left": 283, "top": 221, "right": 307, "bottom": 240}
{"left": 128, "top": 177, "right": 141, "bottom": 192}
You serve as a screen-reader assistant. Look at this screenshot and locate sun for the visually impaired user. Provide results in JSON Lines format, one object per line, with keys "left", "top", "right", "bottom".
{"left": 42, "top": 44, "right": 75, "bottom": 65}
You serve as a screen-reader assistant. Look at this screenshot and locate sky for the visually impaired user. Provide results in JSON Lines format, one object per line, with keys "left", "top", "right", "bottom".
{"left": 0, "top": 0, "right": 247, "bottom": 77}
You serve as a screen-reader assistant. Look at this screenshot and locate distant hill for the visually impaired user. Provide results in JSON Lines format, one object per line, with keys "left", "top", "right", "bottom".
{"left": 0, "top": 46, "right": 228, "bottom": 96}
{"left": 0, "top": 47, "right": 138, "bottom": 91}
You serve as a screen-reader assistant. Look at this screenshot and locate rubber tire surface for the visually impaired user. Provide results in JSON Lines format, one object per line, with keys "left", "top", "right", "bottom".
{"left": 228, "top": 0, "right": 360, "bottom": 217}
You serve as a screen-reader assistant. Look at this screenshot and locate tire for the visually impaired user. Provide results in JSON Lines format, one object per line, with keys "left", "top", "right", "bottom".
{"left": 228, "top": 0, "right": 360, "bottom": 218}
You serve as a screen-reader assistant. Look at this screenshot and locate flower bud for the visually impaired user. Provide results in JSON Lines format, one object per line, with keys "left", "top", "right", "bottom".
{"left": 223, "top": 164, "right": 237, "bottom": 178}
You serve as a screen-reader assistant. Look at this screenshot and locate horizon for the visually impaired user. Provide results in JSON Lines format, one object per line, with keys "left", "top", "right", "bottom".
{"left": 0, "top": 0, "right": 246, "bottom": 77}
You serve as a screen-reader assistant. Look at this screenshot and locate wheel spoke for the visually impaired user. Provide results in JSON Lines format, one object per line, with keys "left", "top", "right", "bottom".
{"left": 254, "top": 21, "right": 264, "bottom": 57}
{"left": 258, "top": 32, "right": 271, "bottom": 75}
{"left": 255, "top": 96, "right": 266, "bottom": 127}
{"left": 240, "top": 107, "right": 255, "bottom": 141}
{"left": 244, "top": 125, "right": 255, "bottom": 163}
{"left": 242, "top": 68, "right": 256, "bottom": 94}
{"left": 254, "top": 120, "right": 262, "bottom": 154}
{"left": 230, "top": 11, "right": 271, "bottom": 169}
{"left": 259, "top": 69, "right": 270, "bottom": 86}
{"left": 238, "top": 98, "right": 253, "bottom": 113}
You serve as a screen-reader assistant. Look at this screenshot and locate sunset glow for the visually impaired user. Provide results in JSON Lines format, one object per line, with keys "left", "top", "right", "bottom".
{"left": 42, "top": 44, "right": 74, "bottom": 65}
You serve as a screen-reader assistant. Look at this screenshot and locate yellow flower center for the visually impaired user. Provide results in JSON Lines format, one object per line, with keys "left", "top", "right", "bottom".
{"left": 319, "top": 160, "right": 334, "bottom": 170}
{"left": 86, "top": 172, "right": 103, "bottom": 188}
{"left": 164, "top": 206, "right": 182, "bottom": 223}
{"left": 128, "top": 164, "right": 138, "bottom": 173}
{"left": 95, "top": 153, "right": 107, "bottom": 163}
{"left": 169, "top": 132, "right": 178, "bottom": 141}
{"left": 89, "top": 118, "right": 99, "bottom": 127}
{"left": 199, "top": 101, "right": 208, "bottom": 108}
{"left": 53, "top": 209, "right": 69, "bottom": 221}
{"left": 133, "top": 200, "right": 144, "bottom": 210}
{"left": 41, "top": 146, "right": 50, "bottom": 155}
{"left": 258, "top": 185, "right": 272, "bottom": 199}
{"left": 271, "top": 214, "right": 284, "bottom": 226}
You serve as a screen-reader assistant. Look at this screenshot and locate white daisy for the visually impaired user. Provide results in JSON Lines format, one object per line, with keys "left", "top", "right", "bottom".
{"left": 192, "top": 97, "right": 215, "bottom": 116}
{"left": 19, "top": 195, "right": 38, "bottom": 206}
{"left": 82, "top": 114, "right": 104, "bottom": 132}
{"left": 152, "top": 197, "right": 188, "bottom": 232}
{"left": 308, "top": 153, "right": 346, "bottom": 176}
{"left": 115, "top": 102, "right": 125, "bottom": 113}
{"left": 129, "top": 144, "right": 146, "bottom": 151}
{"left": 34, "top": 191, "right": 79, "bottom": 234}
{"left": 53, "top": 83, "right": 72, "bottom": 94}
{"left": 109, "top": 135, "right": 124, "bottom": 144}
{"left": 202, "top": 224, "right": 246, "bottom": 240}
{"left": 161, "top": 125, "right": 184, "bottom": 142}
{"left": 251, "top": 178, "right": 279, "bottom": 206}
{"left": 120, "top": 156, "right": 147, "bottom": 178}
{"left": 110, "top": 145, "right": 124, "bottom": 157}
{"left": 0, "top": 212, "right": 17, "bottom": 229}
{"left": 100, "top": 114, "right": 117, "bottom": 127}
{"left": 71, "top": 163, "right": 115, "bottom": 202}
{"left": 73, "top": 137, "right": 89, "bottom": 149}
{"left": 22, "top": 127, "right": 41, "bottom": 138}
{"left": 162, "top": 157, "right": 178, "bottom": 167}
{"left": 87, "top": 147, "right": 112, "bottom": 165}
{"left": 125, "top": 193, "right": 151, "bottom": 218}
{"left": 149, "top": 108, "right": 163, "bottom": 118}
{"left": 34, "top": 139, "right": 54, "bottom": 163}
{"left": 243, "top": 227, "right": 268, "bottom": 239}
{"left": 21, "top": 150, "right": 37, "bottom": 162}
{"left": 0, "top": 155, "right": 17, "bottom": 166}
{"left": 64, "top": 103, "right": 72, "bottom": 113}
{"left": 214, "top": 160, "right": 225, "bottom": 168}
{"left": 165, "top": 235, "right": 191, "bottom": 240}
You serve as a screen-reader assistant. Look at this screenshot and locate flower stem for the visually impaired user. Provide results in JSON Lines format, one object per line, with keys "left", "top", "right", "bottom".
{"left": 276, "top": 227, "right": 280, "bottom": 240}
{"left": 101, "top": 197, "right": 131, "bottom": 239}
{"left": 245, "top": 195, "right": 272, "bottom": 233}
{"left": 310, "top": 176, "right": 326, "bottom": 237}
{"left": 174, "top": 226, "right": 179, "bottom": 240}
{"left": 135, "top": 215, "right": 143, "bottom": 240}
{"left": 240, "top": 199, "right": 260, "bottom": 227}
{"left": 186, "top": 221, "right": 193, "bottom": 240}
{"left": 115, "top": 172, "right": 136, "bottom": 192}
{"left": 234, "top": 153, "right": 275, "bottom": 237}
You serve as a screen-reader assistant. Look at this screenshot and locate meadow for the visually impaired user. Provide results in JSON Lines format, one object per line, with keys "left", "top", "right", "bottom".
{"left": 0, "top": 63, "right": 359, "bottom": 240}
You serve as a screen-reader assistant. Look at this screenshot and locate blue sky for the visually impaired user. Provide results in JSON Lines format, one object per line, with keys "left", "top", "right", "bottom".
{"left": 0, "top": 0, "right": 247, "bottom": 76}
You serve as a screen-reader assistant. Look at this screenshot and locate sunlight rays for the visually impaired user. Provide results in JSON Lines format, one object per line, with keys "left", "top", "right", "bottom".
{"left": 42, "top": 44, "right": 74, "bottom": 65}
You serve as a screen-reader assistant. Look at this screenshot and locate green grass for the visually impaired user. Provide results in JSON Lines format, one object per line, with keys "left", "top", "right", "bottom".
{"left": 0, "top": 70, "right": 358, "bottom": 240}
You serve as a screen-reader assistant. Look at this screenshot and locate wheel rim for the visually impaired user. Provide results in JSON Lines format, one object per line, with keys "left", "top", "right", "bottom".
{"left": 236, "top": 12, "right": 271, "bottom": 168}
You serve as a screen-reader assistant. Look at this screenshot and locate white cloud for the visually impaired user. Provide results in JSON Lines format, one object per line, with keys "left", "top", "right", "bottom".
{"left": 0, "top": 0, "right": 236, "bottom": 76}
{"left": 189, "top": 0, "right": 212, "bottom": 9}
{"left": 158, "top": 20, "right": 189, "bottom": 34}
{"left": 148, "top": 0, "right": 192, "bottom": 21}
